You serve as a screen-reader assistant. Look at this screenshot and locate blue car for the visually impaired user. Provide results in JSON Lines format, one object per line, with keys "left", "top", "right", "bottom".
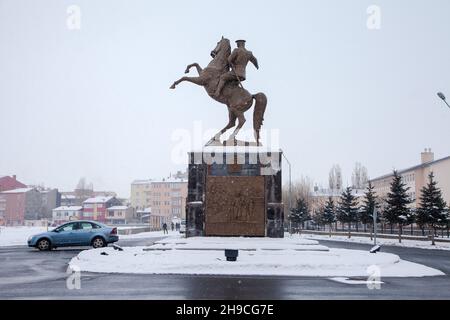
{"left": 28, "top": 220, "right": 119, "bottom": 251}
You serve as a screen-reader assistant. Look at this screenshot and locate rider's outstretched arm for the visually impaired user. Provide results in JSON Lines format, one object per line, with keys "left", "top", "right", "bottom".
{"left": 250, "top": 54, "right": 259, "bottom": 70}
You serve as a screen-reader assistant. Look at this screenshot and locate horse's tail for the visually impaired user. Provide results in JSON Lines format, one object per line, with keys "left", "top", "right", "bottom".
{"left": 253, "top": 92, "right": 267, "bottom": 132}
{"left": 252, "top": 93, "right": 267, "bottom": 144}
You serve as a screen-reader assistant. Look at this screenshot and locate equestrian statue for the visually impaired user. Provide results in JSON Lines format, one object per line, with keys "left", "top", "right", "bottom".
{"left": 170, "top": 37, "right": 267, "bottom": 146}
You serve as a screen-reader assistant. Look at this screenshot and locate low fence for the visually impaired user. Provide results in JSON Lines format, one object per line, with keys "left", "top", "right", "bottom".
{"left": 298, "top": 230, "right": 450, "bottom": 243}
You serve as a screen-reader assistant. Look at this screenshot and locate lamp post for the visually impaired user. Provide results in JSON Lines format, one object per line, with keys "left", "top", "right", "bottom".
{"left": 437, "top": 92, "right": 450, "bottom": 109}
{"left": 373, "top": 208, "right": 378, "bottom": 246}
{"left": 281, "top": 151, "right": 292, "bottom": 235}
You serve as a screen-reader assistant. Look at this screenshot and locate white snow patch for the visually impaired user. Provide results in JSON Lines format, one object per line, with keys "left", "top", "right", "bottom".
{"left": 119, "top": 231, "right": 180, "bottom": 239}
{"left": 0, "top": 226, "right": 47, "bottom": 247}
{"left": 329, "top": 277, "right": 384, "bottom": 285}
{"left": 69, "top": 236, "right": 444, "bottom": 278}
{"left": 299, "top": 233, "right": 450, "bottom": 251}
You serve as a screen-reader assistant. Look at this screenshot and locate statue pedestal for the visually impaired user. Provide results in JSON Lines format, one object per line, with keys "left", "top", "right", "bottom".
{"left": 186, "top": 146, "right": 284, "bottom": 238}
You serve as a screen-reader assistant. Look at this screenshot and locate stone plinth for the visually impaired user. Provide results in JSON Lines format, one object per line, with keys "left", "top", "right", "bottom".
{"left": 186, "top": 147, "right": 284, "bottom": 238}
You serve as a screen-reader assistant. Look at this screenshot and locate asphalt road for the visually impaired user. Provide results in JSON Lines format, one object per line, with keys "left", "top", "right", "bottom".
{"left": 1, "top": 237, "right": 450, "bottom": 299}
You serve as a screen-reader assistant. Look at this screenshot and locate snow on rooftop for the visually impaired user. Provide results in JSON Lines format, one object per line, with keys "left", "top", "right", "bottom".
{"left": 83, "top": 196, "right": 114, "bottom": 204}
{"left": 107, "top": 206, "right": 128, "bottom": 211}
{"left": 131, "top": 179, "right": 153, "bottom": 185}
{"left": 53, "top": 206, "right": 83, "bottom": 211}
{"left": 132, "top": 178, "right": 187, "bottom": 184}
{"left": 0, "top": 187, "right": 34, "bottom": 194}
{"left": 61, "top": 194, "right": 76, "bottom": 199}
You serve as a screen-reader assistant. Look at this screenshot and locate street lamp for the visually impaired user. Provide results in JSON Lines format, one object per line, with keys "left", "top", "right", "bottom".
{"left": 281, "top": 151, "right": 292, "bottom": 235}
{"left": 437, "top": 92, "right": 450, "bottom": 109}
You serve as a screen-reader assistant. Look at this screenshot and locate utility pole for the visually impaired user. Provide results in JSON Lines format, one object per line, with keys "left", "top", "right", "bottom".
{"left": 373, "top": 207, "right": 378, "bottom": 246}
{"left": 281, "top": 151, "right": 292, "bottom": 235}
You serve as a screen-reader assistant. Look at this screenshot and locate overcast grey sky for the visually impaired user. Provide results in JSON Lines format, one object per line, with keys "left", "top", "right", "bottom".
{"left": 1, "top": 0, "right": 450, "bottom": 197}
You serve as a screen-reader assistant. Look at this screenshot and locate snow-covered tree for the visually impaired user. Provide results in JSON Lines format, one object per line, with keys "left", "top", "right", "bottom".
{"left": 417, "top": 172, "right": 449, "bottom": 244}
{"left": 383, "top": 170, "right": 413, "bottom": 243}
{"left": 337, "top": 187, "right": 359, "bottom": 238}
{"left": 290, "top": 197, "right": 311, "bottom": 231}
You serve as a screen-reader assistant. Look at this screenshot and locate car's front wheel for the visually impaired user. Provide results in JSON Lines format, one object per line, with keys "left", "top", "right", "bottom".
{"left": 92, "top": 237, "right": 106, "bottom": 249}
{"left": 36, "top": 238, "right": 51, "bottom": 251}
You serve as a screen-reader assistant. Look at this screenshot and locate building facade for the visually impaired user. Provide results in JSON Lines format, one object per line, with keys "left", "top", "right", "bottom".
{"left": 130, "top": 171, "right": 188, "bottom": 227}
{"left": 106, "top": 206, "right": 134, "bottom": 224}
{"left": 40, "top": 188, "right": 61, "bottom": 219}
{"left": 82, "top": 196, "right": 122, "bottom": 223}
{"left": 371, "top": 149, "right": 450, "bottom": 208}
{"left": 0, "top": 188, "right": 42, "bottom": 226}
{"left": 52, "top": 206, "right": 83, "bottom": 225}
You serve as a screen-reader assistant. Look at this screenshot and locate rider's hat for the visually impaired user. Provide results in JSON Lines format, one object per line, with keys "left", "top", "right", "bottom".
{"left": 235, "top": 39, "right": 246, "bottom": 44}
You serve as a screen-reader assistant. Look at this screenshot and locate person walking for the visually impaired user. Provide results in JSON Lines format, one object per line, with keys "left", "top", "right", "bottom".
{"left": 171, "top": 222, "right": 174, "bottom": 231}
{"left": 162, "top": 223, "right": 168, "bottom": 234}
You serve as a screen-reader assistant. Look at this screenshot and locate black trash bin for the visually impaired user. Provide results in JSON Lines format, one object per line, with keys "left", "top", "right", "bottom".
{"left": 224, "top": 249, "right": 239, "bottom": 262}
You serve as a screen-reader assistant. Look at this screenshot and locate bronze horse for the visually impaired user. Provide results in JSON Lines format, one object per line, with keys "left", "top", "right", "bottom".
{"left": 170, "top": 37, "right": 267, "bottom": 146}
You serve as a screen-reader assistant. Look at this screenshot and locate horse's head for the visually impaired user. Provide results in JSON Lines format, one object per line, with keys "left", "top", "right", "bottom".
{"left": 211, "top": 36, "right": 231, "bottom": 58}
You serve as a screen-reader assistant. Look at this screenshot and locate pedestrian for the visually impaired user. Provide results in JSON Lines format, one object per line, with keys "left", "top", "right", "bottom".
{"left": 162, "top": 223, "right": 168, "bottom": 234}
{"left": 176, "top": 223, "right": 180, "bottom": 231}
{"left": 171, "top": 222, "right": 174, "bottom": 231}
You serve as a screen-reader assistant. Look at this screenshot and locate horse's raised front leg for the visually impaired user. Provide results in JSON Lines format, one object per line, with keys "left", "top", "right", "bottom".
{"left": 170, "top": 75, "right": 205, "bottom": 89}
{"left": 184, "top": 63, "right": 203, "bottom": 75}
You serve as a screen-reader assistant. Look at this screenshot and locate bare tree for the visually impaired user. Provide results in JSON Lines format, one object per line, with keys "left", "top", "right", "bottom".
{"left": 75, "top": 177, "right": 94, "bottom": 205}
{"left": 329, "top": 165, "right": 342, "bottom": 191}
{"left": 283, "top": 175, "right": 314, "bottom": 216}
{"left": 351, "top": 162, "right": 369, "bottom": 189}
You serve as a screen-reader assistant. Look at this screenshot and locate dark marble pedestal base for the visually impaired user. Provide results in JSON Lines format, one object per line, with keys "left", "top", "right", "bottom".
{"left": 186, "top": 147, "right": 284, "bottom": 238}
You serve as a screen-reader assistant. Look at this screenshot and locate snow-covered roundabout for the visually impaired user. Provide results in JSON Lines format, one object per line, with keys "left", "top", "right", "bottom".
{"left": 69, "top": 235, "right": 444, "bottom": 278}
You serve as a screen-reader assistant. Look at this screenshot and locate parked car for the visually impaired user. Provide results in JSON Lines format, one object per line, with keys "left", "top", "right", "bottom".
{"left": 28, "top": 220, "right": 119, "bottom": 251}
{"left": 179, "top": 220, "right": 186, "bottom": 233}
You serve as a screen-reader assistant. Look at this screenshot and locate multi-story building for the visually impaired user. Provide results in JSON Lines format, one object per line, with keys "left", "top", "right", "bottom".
{"left": 106, "top": 206, "right": 134, "bottom": 224}
{"left": 52, "top": 206, "right": 83, "bottom": 225}
{"left": 130, "top": 171, "right": 188, "bottom": 227}
{"left": 60, "top": 194, "right": 77, "bottom": 207}
{"left": 82, "top": 196, "right": 122, "bottom": 223}
{"left": 39, "top": 188, "right": 61, "bottom": 220}
{"left": 371, "top": 149, "right": 450, "bottom": 208}
{"left": 0, "top": 188, "right": 42, "bottom": 226}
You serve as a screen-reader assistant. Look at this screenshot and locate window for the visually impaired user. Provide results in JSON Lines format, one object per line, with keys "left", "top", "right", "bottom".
{"left": 56, "top": 223, "right": 76, "bottom": 232}
{"left": 80, "top": 222, "right": 94, "bottom": 230}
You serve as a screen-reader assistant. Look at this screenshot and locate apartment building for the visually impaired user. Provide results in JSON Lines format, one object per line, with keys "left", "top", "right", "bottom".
{"left": 131, "top": 171, "right": 188, "bottom": 227}
{"left": 371, "top": 149, "right": 450, "bottom": 208}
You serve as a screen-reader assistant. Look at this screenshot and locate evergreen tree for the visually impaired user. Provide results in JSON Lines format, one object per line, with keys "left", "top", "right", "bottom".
{"left": 359, "top": 181, "right": 379, "bottom": 232}
{"left": 321, "top": 197, "right": 336, "bottom": 236}
{"left": 290, "top": 197, "right": 311, "bottom": 231}
{"left": 383, "top": 170, "right": 413, "bottom": 243}
{"left": 417, "top": 172, "right": 449, "bottom": 244}
{"left": 337, "top": 187, "right": 359, "bottom": 238}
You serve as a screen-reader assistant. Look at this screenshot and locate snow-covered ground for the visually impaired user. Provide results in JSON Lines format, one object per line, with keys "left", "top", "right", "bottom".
{"left": 298, "top": 233, "right": 450, "bottom": 251}
{"left": 69, "top": 235, "right": 444, "bottom": 278}
{"left": 0, "top": 226, "right": 171, "bottom": 246}
{"left": 0, "top": 226, "right": 48, "bottom": 247}
{"left": 119, "top": 230, "right": 178, "bottom": 239}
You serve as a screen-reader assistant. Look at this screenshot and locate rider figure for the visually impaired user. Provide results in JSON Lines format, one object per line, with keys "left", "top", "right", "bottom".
{"left": 214, "top": 39, "right": 259, "bottom": 98}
